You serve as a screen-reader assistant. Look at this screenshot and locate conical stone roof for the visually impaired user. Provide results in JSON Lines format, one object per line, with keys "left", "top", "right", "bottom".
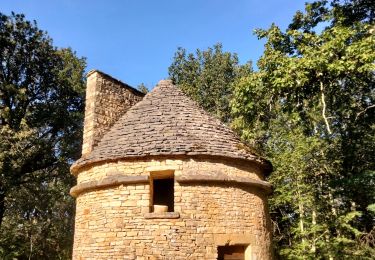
{"left": 71, "top": 80, "right": 271, "bottom": 173}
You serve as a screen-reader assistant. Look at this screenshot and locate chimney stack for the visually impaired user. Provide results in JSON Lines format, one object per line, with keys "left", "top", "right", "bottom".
{"left": 82, "top": 70, "right": 145, "bottom": 156}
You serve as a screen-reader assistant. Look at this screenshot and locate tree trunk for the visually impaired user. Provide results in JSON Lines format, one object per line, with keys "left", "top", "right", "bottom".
{"left": 296, "top": 181, "right": 305, "bottom": 244}
{"left": 312, "top": 209, "right": 316, "bottom": 253}
{"left": 299, "top": 202, "right": 305, "bottom": 241}
{"left": 320, "top": 81, "right": 332, "bottom": 135}
{"left": 0, "top": 190, "right": 5, "bottom": 228}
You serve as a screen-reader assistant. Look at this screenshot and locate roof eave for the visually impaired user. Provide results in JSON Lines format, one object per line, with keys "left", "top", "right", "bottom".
{"left": 70, "top": 153, "right": 272, "bottom": 177}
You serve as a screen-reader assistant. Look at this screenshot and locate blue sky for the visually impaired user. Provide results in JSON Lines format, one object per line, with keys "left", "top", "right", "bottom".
{"left": 1, "top": 0, "right": 307, "bottom": 88}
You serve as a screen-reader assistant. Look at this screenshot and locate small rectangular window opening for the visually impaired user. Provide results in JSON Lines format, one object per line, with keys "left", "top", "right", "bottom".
{"left": 150, "top": 171, "right": 174, "bottom": 213}
{"left": 217, "top": 245, "right": 246, "bottom": 260}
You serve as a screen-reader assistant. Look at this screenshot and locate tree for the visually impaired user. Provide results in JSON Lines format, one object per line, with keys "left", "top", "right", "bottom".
{"left": 0, "top": 12, "right": 86, "bottom": 258}
{"left": 231, "top": 0, "right": 374, "bottom": 258}
{"left": 137, "top": 83, "right": 149, "bottom": 94}
{"left": 168, "top": 43, "right": 252, "bottom": 123}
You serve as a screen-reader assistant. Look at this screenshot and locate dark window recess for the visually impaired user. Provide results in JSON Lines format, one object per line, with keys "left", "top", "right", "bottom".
{"left": 153, "top": 178, "right": 174, "bottom": 212}
{"left": 217, "top": 245, "right": 246, "bottom": 260}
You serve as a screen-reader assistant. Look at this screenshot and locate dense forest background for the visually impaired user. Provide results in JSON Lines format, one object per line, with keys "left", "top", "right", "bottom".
{"left": 1, "top": 0, "right": 374, "bottom": 259}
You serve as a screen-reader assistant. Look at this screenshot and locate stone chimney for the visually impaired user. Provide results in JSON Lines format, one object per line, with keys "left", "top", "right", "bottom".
{"left": 82, "top": 70, "right": 145, "bottom": 156}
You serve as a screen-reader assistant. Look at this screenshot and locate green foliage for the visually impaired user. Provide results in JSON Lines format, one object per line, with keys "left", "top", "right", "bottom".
{"left": 0, "top": 178, "right": 75, "bottom": 259}
{"left": 0, "top": 12, "right": 86, "bottom": 258}
{"left": 168, "top": 43, "right": 252, "bottom": 123}
{"left": 231, "top": 1, "right": 375, "bottom": 258}
{"left": 137, "top": 83, "right": 149, "bottom": 94}
{"left": 167, "top": 3, "right": 374, "bottom": 257}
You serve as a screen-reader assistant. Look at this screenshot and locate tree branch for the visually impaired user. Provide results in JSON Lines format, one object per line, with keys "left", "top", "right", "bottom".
{"left": 320, "top": 81, "right": 332, "bottom": 134}
{"left": 355, "top": 104, "right": 375, "bottom": 121}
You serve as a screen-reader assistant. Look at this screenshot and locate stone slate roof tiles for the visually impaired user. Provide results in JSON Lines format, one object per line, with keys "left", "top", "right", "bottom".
{"left": 71, "top": 80, "right": 271, "bottom": 173}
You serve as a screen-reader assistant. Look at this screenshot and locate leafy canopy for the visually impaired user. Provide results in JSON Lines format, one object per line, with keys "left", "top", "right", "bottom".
{"left": 0, "top": 12, "right": 86, "bottom": 259}
{"left": 169, "top": 43, "right": 252, "bottom": 123}
{"left": 232, "top": 0, "right": 374, "bottom": 258}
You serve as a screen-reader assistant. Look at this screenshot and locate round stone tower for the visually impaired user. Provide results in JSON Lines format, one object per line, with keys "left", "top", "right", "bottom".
{"left": 70, "top": 71, "right": 273, "bottom": 260}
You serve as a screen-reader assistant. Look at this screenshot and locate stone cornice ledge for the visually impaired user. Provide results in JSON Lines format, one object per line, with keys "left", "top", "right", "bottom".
{"left": 144, "top": 212, "right": 180, "bottom": 219}
{"left": 70, "top": 175, "right": 149, "bottom": 197}
{"left": 176, "top": 174, "right": 272, "bottom": 194}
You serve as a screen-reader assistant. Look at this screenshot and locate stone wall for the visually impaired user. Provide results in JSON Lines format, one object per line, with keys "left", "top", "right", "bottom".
{"left": 72, "top": 158, "right": 272, "bottom": 259}
{"left": 82, "top": 70, "right": 144, "bottom": 155}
